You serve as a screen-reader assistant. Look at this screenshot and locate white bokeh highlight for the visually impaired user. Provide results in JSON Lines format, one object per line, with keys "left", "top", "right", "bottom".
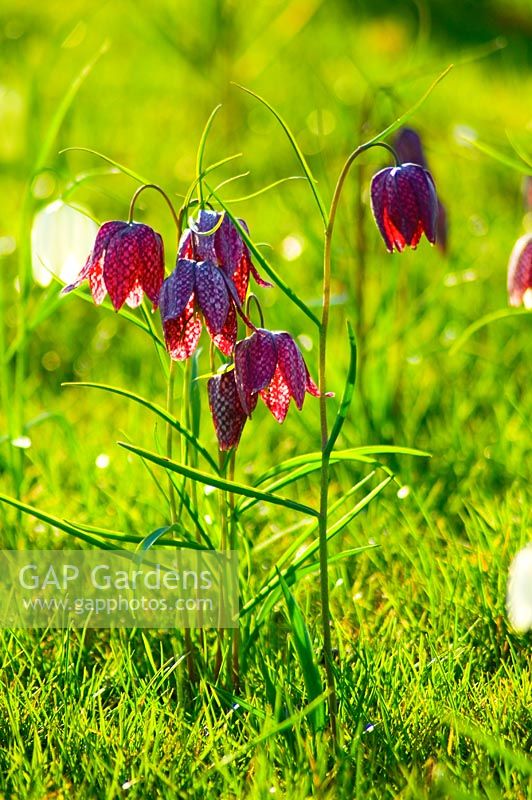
{"left": 506, "top": 543, "right": 532, "bottom": 633}
{"left": 31, "top": 201, "right": 98, "bottom": 288}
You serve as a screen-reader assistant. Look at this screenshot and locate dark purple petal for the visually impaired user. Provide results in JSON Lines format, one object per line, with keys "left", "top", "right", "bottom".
{"left": 163, "top": 296, "right": 202, "bottom": 361}
{"left": 236, "top": 220, "right": 272, "bottom": 288}
{"left": 370, "top": 168, "right": 394, "bottom": 252}
{"left": 91, "top": 221, "right": 129, "bottom": 268}
{"left": 159, "top": 259, "right": 196, "bottom": 323}
{"left": 208, "top": 371, "right": 248, "bottom": 451}
{"left": 192, "top": 209, "right": 220, "bottom": 262}
{"left": 508, "top": 233, "right": 532, "bottom": 307}
{"left": 403, "top": 164, "right": 438, "bottom": 245}
{"left": 215, "top": 215, "right": 244, "bottom": 277}
{"left": 393, "top": 127, "right": 428, "bottom": 169}
{"left": 274, "top": 332, "right": 307, "bottom": 409}
{"left": 382, "top": 171, "right": 407, "bottom": 252}
{"left": 234, "top": 329, "right": 277, "bottom": 415}
{"left": 389, "top": 167, "right": 421, "bottom": 247}
{"left": 371, "top": 164, "right": 439, "bottom": 252}
{"left": 195, "top": 261, "right": 230, "bottom": 334}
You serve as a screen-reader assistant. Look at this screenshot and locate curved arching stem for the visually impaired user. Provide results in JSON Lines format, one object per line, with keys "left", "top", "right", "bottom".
{"left": 245, "top": 294, "right": 265, "bottom": 329}
{"left": 318, "top": 139, "right": 398, "bottom": 741}
{"left": 128, "top": 183, "right": 182, "bottom": 245}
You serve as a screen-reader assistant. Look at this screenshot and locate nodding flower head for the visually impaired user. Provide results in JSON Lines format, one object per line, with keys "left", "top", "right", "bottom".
{"left": 234, "top": 329, "right": 321, "bottom": 423}
{"left": 394, "top": 127, "right": 448, "bottom": 253}
{"left": 159, "top": 209, "right": 271, "bottom": 361}
{"left": 159, "top": 257, "right": 242, "bottom": 361}
{"left": 507, "top": 233, "right": 532, "bottom": 309}
{"left": 208, "top": 370, "right": 256, "bottom": 451}
{"left": 179, "top": 209, "right": 271, "bottom": 302}
{"left": 63, "top": 221, "right": 164, "bottom": 310}
{"left": 370, "top": 162, "right": 438, "bottom": 253}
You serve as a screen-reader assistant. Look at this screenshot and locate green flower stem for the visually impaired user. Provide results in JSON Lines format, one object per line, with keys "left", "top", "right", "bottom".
{"left": 228, "top": 452, "right": 239, "bottom": 690}
{"left": 166, "top": 360, "right": 178, "bottom": 524}
{"left": 166, "top": 356, "right": 191, "bottom": 686}
{"left": 128, "top": 183, "right": 181, "bottom": 247}
{"left": 179, "top": 357, "right": 197, "bottom": 684}
{"left": 319, "top": 140, "right": 398, "bottom": 739}
{"left": 214, "top": 452, "right": 229, "bottom": 682}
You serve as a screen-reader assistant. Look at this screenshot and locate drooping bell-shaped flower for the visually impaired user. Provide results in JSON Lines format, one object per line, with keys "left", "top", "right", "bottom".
{"left": 63, "top": 221, "right": 164, "bottom": 310}
{"left": 159, "top": 257, "right": 243, "bottom": 361}
{"left": 160, "top": 210, "right": 269, "bottom": 360}
{"left": 370, "top": 162, "right": 438, "bottom": 253}
{"left": 507, "top": 233, "right": 532, "bottom": 308}
{"left": 394, "top": 127, "right": 448, "bottom": 253}
{"left": 208, "top": 370, "right": 256, "bottom": 451}
{"left": 180, "top": 209, "right": 271, "bottom": 302}
{"left": 234, "top": 328, "right": 320, "bottom": 423}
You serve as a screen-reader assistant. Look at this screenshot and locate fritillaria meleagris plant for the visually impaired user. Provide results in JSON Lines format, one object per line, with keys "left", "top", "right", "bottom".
{"left": 57, "top": 87, "right": 443, "bottom": 739}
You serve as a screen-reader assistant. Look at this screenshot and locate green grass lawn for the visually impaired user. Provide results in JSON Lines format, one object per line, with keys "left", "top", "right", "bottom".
{"left": 0, "top": 1, "right": 531, "bottom": 797}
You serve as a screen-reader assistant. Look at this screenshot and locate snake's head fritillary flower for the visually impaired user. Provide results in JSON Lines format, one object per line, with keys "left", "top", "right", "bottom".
{"left": 234, "top": 329, "right": 321, "bottom": 423}
{"left": 394, "top": 128, "right": 448, "bottom": 253}
{"left": 208, "top": 370, "right": 256, "bottom": 451}
{"left": 180, "top": 209, "right": 271, "bottom": 301}
{"left": 370, "top": 163, "right": 438, "bottom": 253}
{"left": 159, "top": 256, "right": 241, "bottom": 361}
{"left": 63, "top": 221, "right": 164, "bottom": 310}
{"left": 160, "top": 209, "right": 269, "bottom": 360}
{"left": 507, "top": 233, "right": 532, "bottom": 308}
{"left": 506, "top": 543, "right": 532, "bottom": 632}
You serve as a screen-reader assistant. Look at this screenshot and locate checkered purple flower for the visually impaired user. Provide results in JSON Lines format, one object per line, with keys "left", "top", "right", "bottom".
{"left": 370, "top": 163, "right": 438, "bottom": 253}
{"left": 181, "top": 209, "right": 270, "bottom": 302}
{"left": 63, "top": 221, "right": 164, "bottom": 310}
{"left": 208, "top": 370, "right": 256, "bottom": 451}
{"left": 159, "top": 210, "right": 270, "bottom": 361}
{"left": 394, "top": 127, "right": 448, "bottom": 253}
{"left": 234, "top": 329, "right": 321, "bottom": 423}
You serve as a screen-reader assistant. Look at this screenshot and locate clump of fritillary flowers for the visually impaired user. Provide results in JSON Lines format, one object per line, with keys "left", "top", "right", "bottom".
{"left": 63, "top": 138, "right": 443, "bottom": 455}
{"left": 64, "top": 201, "right": 324, "bottom": 451}
{"left": 54, "top": 107, "right": 448, "bottom": 735}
